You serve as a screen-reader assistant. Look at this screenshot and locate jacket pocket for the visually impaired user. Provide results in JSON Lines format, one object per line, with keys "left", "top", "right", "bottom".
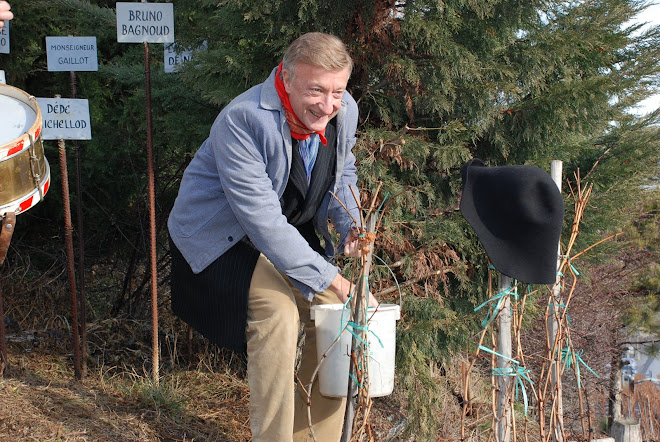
{"left": 170, "top": 178, "right": 229, "bottom": 238}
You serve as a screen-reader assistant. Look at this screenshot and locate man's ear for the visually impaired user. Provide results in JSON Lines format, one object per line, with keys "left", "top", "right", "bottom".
{"left": 281, "top": 69, "right": 292, "bottom": 93}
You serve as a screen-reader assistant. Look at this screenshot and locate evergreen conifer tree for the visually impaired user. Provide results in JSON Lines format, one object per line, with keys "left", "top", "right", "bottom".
{"left": 1, "top": 0, "right": 659, "bottom": 437}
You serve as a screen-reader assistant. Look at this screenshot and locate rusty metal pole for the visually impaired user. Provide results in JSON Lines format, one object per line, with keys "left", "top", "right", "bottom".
{"left": 56, "top": 101, "right": 82, "bottom": 380}
{"left": 143, "top": 40, "right": 159, "bottom": 384}
{"left": 70, "top": 70, "right": 87, "bottom": 377}
{"left": 0, "top": 275, "right": 7, "bottom": 375}
{"left": 0, "top": 212, "right": 15, "bottom": 375}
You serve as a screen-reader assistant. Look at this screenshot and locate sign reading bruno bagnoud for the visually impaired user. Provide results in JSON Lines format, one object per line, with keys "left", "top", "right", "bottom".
{"left": 116, "top": 2, "right": 174, "bottom": 44}
{"left": 36, "top": 98, "right": 92, "bottom": 141}
{"left": 0, "top": 21, "right": 9, "bottom": 54}
{"left": 46, "top": 36, "right": 99, "bottom": 72}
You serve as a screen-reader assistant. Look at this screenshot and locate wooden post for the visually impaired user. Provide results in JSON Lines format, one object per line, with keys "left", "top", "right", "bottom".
{"left": 496, "top": 274, "right": 512, "bottom": 442}
{"left": 549, "top": 160, "right": 564, "bottom": 441}
{"left": 341, "top": 213, "right": 376, "bottom": 441}
{"left": 610, "top": 418, "right": 641, "bottom": 442}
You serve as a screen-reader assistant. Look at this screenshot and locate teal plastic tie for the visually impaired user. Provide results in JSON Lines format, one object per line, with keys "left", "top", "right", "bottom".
{"left": 491, "top": 366, "right": 534, "bottom": 416}
{"left": 569, "top": 262, "right": 580, "bottom": 276}
{"left": 559, "top": 254, "right": 580, "bottom": 276}
{"left": 478, "top": 345, "right": 519, "bottom": 365}
{"left": 336, "top": 276, "right": 386, "bottom": 390}
{"left": 348, "top": 372, "right": 365, "bottom": 389}
{"left": 560, "top": 345, "right": 599, "bottom": 388}
{"left": 376, "top": 192, "right": 390, "bottom": 218}
{"left": 346, "top": 321, "right": 369, "bottom": 347}
{"left": 475, "top": 286, "right": 517, "bottom": 328}
{"left": 549, "top": 302, "right": 568, "bottom": 309}
{"left": 482, "top": 345, "right": 534, "bottom": 416}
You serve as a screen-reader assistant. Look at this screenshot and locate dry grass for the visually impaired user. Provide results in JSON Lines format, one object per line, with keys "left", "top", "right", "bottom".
{"left": 0, "top": 341, "right": 252, "bottom": 441}
{"left": 0, "top": 257, "right": 403, "bottom": 442}
{"left": 0, "top": 260, "right": 255, "bottom": 442}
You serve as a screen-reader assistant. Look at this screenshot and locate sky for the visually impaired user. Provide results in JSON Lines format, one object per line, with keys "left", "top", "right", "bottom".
{"left": 628, "top": 2, "right": 660, "bottom": 116}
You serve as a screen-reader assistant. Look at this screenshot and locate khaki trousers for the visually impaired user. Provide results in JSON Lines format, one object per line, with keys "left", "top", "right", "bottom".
{"left": 246, "top": 254, "right": 346, "bottom": 441}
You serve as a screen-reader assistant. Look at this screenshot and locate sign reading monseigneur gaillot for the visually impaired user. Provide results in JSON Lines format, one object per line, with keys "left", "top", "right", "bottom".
{"left": 46, "top": 36, "right": 99, "bottom": 72}
{"left": 36, "top": 98, "right": 92, "bottom": 141}
{"left": 116, "top": 2, "right": 174, "bottom": 44}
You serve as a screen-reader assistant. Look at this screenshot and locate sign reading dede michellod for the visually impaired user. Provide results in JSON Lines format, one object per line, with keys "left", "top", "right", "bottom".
{"left": 0, "top": 20, "right": 9, "bottom": 54}
{"left": 36, "top": 98, "right": 92, "bottom": 141}
{"left": 46, "top": 36, "right": 99, "bottom": 72}
{"left": 116, "top": 2, "right": 174, "bottom": 44}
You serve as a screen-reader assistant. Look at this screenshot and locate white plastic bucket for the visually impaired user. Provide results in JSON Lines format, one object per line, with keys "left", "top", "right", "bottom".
{"left": 310, "top": 303, "right": 401, "bottom": 398}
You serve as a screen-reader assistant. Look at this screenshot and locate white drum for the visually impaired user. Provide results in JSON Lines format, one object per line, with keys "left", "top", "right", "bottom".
{"left": 0, "top": 84, "right": 50, "bottom": 215}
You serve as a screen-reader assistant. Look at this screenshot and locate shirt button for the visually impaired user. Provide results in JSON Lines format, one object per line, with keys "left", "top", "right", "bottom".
{"left": 228, "top": 236, "right": 233, "bottom": 242}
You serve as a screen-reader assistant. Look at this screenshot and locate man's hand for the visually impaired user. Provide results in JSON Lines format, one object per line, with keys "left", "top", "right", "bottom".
{"left": 343, "top": 227, "right": 361, "bottom": 257}
{"left": 344, "top": 227, "right": 377, "bottom": 258}
{"left": 0, "top": 2, "right": 13, "bottom": 29}
{"left": 329, "top": 272, "right": 379, "bottom": 308}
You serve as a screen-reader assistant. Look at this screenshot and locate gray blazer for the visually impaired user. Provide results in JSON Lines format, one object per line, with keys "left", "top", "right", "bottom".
{"left": 167, "top": 66, "right": 360, "bottom": 301}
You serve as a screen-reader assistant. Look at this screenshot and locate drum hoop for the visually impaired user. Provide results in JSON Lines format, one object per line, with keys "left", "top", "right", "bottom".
{"left": 0, "top": 84, "right": 43, "bottom": 159}
{"left": 0, "top": 159, "right": 51, "bottom": 215}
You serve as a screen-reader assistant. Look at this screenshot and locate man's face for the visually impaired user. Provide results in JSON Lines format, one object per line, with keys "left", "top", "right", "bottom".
{"left": 282, "top": 63, "right": 350, "bottom": 133}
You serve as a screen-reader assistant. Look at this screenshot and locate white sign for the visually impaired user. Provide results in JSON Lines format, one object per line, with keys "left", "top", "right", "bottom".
{"left": 116, "top": 2, "right": 174, "bottom": 44}
{"left": 46, "top": 36, "right": 99, "bottom": 72}
{"left": 0, "top": 21, "right": 9, "bottom": 54}
{"left": 36, "top": 98, "right": 92, "bottom": 141}
{"left": 0, "top": 70, "right": 5, "bottom": 84}
{"left": 164, "top": 42, "right": 206, "bottom": 73}
{"left": 164, "top": 43, "right": 193, "bottom": 73}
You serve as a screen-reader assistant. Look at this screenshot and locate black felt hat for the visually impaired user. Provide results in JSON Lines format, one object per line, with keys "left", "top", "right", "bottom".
{"left": 460, "top": 159, "right": 564, "bottom": 284}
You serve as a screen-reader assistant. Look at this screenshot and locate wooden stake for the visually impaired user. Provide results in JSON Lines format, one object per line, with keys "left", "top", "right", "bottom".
{"left": 496, "top": 274, "right": 512, "bottom": 442}
{"left": 548, "top": 160, "right": 564, "bottom": 442}
{"left": 341, "top": 212, "right": 376, "bottom": 441}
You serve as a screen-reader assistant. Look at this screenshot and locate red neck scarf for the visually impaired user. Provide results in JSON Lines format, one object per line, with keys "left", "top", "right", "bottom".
{"left": 274, "top": 62, "right": 327, "bottom": 146}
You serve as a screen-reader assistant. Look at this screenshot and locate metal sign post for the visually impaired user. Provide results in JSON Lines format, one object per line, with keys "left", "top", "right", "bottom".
{"left": 116, "top": 0, "right": 175, "bottom": 384}
{"left": 58, "top": 125, "right": 83, "bottom": 381}
{"left": 46, "top": 35, "right": 99, "bottom": 377}
{"left": 143, "top": 38, "right": 160, "bottom": 384}
{"left": 69, "top": 71, "right": 88, "bottom": 378}
{"left": 0, "top": 212, "right": 16, "bottom": 375}
{"left": 38, "top": 95, "right": 92, "bottom": 381}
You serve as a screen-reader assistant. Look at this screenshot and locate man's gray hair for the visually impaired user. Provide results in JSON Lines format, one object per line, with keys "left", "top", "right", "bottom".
{"left": 282, "top": 32, "right": 353, "bottom": 77}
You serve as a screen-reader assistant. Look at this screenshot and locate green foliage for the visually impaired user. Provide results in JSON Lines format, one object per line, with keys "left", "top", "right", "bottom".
{"left": 2, "top": 0, "right": 660, "bottom": 436}
{"left": 395, "top": 296, "right": 476, "bottom": 438}
{"left": 623, "top": 200, "right": 660, "bottom": 337}
{"left": 125, "top": 375, "right": 187, "bottom": 417}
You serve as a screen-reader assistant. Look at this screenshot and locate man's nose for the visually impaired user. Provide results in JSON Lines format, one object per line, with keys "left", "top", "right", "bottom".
{"left": 319, "top": 94, "right": 335, "bottom": 114}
